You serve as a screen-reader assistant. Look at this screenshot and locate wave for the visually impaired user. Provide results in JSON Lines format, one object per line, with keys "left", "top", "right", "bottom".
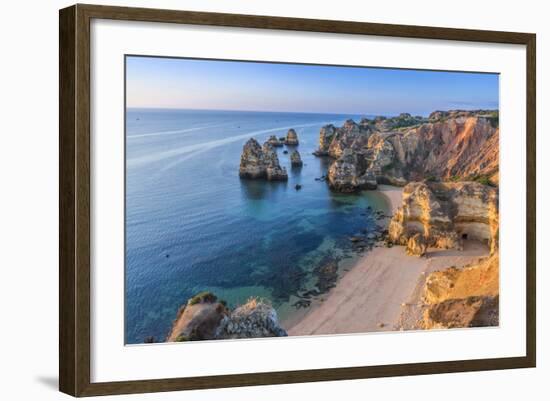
{"left": 127, "top": 122, "right": 230, "bottom": 139}
{"left": 127, "top": 121, "right": 332, "bottom": 169}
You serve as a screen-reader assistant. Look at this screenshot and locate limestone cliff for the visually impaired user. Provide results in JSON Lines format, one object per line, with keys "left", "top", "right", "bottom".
{"left": 388, "top": 181, "right": 499, "bottom": 253}
{"left": 167, "top": 292, "right": 287, "bottom": 342}
{"left": 422, "top": 254, "right": 499, "bottom": 329}
{"left": 327, "top": 149, "right": 377, "bottom": 192}
{"left": 318, "top": 110, "right": 498, "bottom": 192}
{"left": 239, "top": 138, "right": 288, "bottom": 181}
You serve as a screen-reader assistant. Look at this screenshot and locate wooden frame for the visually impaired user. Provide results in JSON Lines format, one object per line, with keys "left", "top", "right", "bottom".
{"left": 59, "top": 3, "right": 536, "bottom": 397}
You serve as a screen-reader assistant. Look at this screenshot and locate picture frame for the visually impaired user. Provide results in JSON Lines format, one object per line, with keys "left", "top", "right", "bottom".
{"left": 59, "top": 3, "right": 536, "bottom": 397}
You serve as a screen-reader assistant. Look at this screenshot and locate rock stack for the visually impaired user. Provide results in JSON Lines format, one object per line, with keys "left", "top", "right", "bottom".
{"left": 266, "top": 135, "right": 283, "bottom": 147}
{"left": 239, "top": 138, "right": 287, "bottom": 181}
{"left": 284, "top": 128, "right": 299, "bottom": 145}
{"left": 290, "top": 150, "right": 303, "bottom": 167}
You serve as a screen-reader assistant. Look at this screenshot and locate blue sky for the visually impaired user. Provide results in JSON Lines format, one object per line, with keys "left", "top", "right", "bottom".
{"left": 126, "top": 56, "right": 499, "bottom": 116}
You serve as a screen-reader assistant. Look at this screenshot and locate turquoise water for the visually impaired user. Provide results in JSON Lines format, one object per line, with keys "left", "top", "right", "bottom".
{"left": 125, "top": 108, "right": 389, "bottom": 344}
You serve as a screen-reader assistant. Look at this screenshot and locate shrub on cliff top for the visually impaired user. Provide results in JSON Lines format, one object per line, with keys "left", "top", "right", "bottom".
{"left": 188, "top": 291, "right": 217, "bottom": 306}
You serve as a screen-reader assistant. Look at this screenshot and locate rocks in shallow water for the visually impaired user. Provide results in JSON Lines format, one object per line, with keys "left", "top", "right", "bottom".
{"left": 295, "top": 184, "right": 302, "bottom": 190}
{"left": 406, "top": 233, "right": 428, "bottom": 257}
{"left": 167, "top": 294, "right": 287, "bottom": 341}
{"left": 284, "top": 128, "right": 299, "bottom": 145}
{"left": 266, "top": 135, "right": 283, "bottom": 147}
{"left": 239, "top": 138, "right": 288, "bottom": 181}
{"left": 290, "top": 150, "right": 303, "bottom": 167}
{"left": 239, "top": 138, "right": 267, "bottom": 179}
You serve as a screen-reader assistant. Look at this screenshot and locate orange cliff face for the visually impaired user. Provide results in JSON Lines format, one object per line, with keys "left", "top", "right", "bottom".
{"left": 316, "top": 110, "right": 499, "bottom": 192}
{"left": 421, "top": 253, "right": 499, "bottom": 329}
{"left": 388, "top": 181, "right": 499, "bottom": 254}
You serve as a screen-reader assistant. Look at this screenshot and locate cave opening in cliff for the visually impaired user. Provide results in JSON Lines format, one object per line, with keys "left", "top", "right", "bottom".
{"left": 462, "top": 233, "right": 468, "bottom": 240}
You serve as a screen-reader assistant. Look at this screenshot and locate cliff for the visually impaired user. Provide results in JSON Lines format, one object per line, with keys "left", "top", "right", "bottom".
{"left": 167, "top": 292, "right": 287, "bottom": 342}
{"left": 422, "top": 253, "right": 499, "bottom": 329}
{"left": 388, "top": 181, "right": 499, "bottom": 253}
{"left": 239, "top": 138, "right": 288, "bottom": 181}
{"left": 317, "top": 110, "right": 499, "bottom": 192}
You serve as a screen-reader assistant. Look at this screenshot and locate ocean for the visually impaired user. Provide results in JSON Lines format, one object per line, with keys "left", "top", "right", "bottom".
{"left": 125, "top": 108, "right": 390, "bottom": 344}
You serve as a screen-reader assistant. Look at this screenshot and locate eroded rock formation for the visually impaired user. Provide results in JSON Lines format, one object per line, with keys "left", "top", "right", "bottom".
{"left": 405, "top": 233, "right": 428, "bottom": 257}
{"left": 167, "top": 293, "right": 287, "bottom": 342}
{"left": 290, "top": 150, "right": 303, "bottom": 167}
{"left": 285, "top": 129, "right": 299, "bottom": 145}
{"left": 239, "top": 138, "right": 288, "bottom": 181}
{"left": 267, "top": 135, "right": 283, "bottom": 147}
{"left": 318, "top": 110, "right": 499, "bottom": 192}
{"left": 327, "top": 149, "right": 377, "bottom": 192}
{"left": 388, "top": 181, "right": 499, "bottom": 253}
{"left": 422, "top": 254, "right": 499, "bottom": 329}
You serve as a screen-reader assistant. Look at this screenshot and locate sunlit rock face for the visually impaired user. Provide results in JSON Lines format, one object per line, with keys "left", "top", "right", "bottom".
{"left": 327, "top": 149, "right": 377, "bottom": 192}
{"left": 238, "top": 138, "right": 287, "bottom": 181}
{"left": 315, "top": 111, "right": 499, "bottom": 191}
{"left": 388, "top": 181, "right": 498, "bottom": 253}
{"left": 167, "top": 293, "right": 287, "bottom": 342}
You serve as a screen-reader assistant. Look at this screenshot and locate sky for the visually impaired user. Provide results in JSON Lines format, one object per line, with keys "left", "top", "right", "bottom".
{"left": 126, "top": 56, "right": 499, "bottom": 116}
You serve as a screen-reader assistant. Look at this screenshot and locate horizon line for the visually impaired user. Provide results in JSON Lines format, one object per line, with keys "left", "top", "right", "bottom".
{"left": 125, "top": 106, "right": 499, "bottom": 118}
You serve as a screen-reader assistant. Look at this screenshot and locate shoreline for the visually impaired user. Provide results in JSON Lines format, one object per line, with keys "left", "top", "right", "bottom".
{"left": 375, "top": 184, "right": 404, "bottom": 214}
{"left": 284, "top": 185, "right": 490, "bottom": 336}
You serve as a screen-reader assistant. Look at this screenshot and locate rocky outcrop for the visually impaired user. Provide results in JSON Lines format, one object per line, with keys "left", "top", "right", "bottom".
{"left": 266, "top": 135, "right": 283, "bottom": 147}
{"left": 216, "top": 298, "right": 288, "bottom": 339}
{"left": 263, "top": 143, "right": 288, "bottom": 180}
{"left": 327, "top": 119, "right": 371, "bottom": 159}
{"left": 316, "top": 110, "right": 499, "bottom": 191}
{"left": 239, "top": 138, "right": 288, "bottom": 181}
{"left": 388, "top": 181, "right": 498, "bottom": 253}
{"left": 167, "top": 293, "right": 287, "bottom": 342}
{"left": 406, "top": 233, "right": 428, "bottom": 257}
{"left": 290, "top": 150, "right": 303, "bottom": 167}
{"left": 327, "top": 149, "right": 377, "bottom": 192}
{"left": 386, "top": 114, "right": 499, "bottom": 183}
{"left": 166, "top": 292, "right": 228, "bottom": 342}
{"left": 284, "top": 129, "right": 299, "bottom": 146}
{"left": 423, "top": 295, "right": 499, "bottom": 329}
{"left": 422, "top": 253, "right": 499, "bottom": 329}
{"left": 313, "top": 124, "right": 337, "bottom": 156}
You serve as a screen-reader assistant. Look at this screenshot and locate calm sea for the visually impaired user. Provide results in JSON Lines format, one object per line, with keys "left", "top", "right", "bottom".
{"left": 125, "top": 108, "right": 389, "bottom": 344}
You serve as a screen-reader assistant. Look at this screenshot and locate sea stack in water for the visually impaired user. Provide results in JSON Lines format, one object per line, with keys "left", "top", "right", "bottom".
{"left": 263, "top": 142, "right": 288, "bottom": 180}
{"left": 267, "top": 135, "right": 283, "bottom": 147}
{"left": 284, "top": 129, "right": 299, "bottom": 145}
{"left": 239, "top": 138, "right": 288, "bottom": 181}
{"left": 290, "top": 150, "right": 303, "bottom": 167}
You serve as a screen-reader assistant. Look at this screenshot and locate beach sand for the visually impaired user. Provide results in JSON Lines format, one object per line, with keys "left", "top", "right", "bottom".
{"left": 286, "top": 185, "right": 490, "bottom": 336}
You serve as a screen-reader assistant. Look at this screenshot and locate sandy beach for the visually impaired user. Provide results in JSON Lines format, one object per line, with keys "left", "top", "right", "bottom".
{"left": 286, "top": 186, "right": 490, "bottom": 336}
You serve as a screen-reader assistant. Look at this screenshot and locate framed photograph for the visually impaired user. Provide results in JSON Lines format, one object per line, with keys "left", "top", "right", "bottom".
{"left": 59, "top": 4, "right": 536, "bottom": 397}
